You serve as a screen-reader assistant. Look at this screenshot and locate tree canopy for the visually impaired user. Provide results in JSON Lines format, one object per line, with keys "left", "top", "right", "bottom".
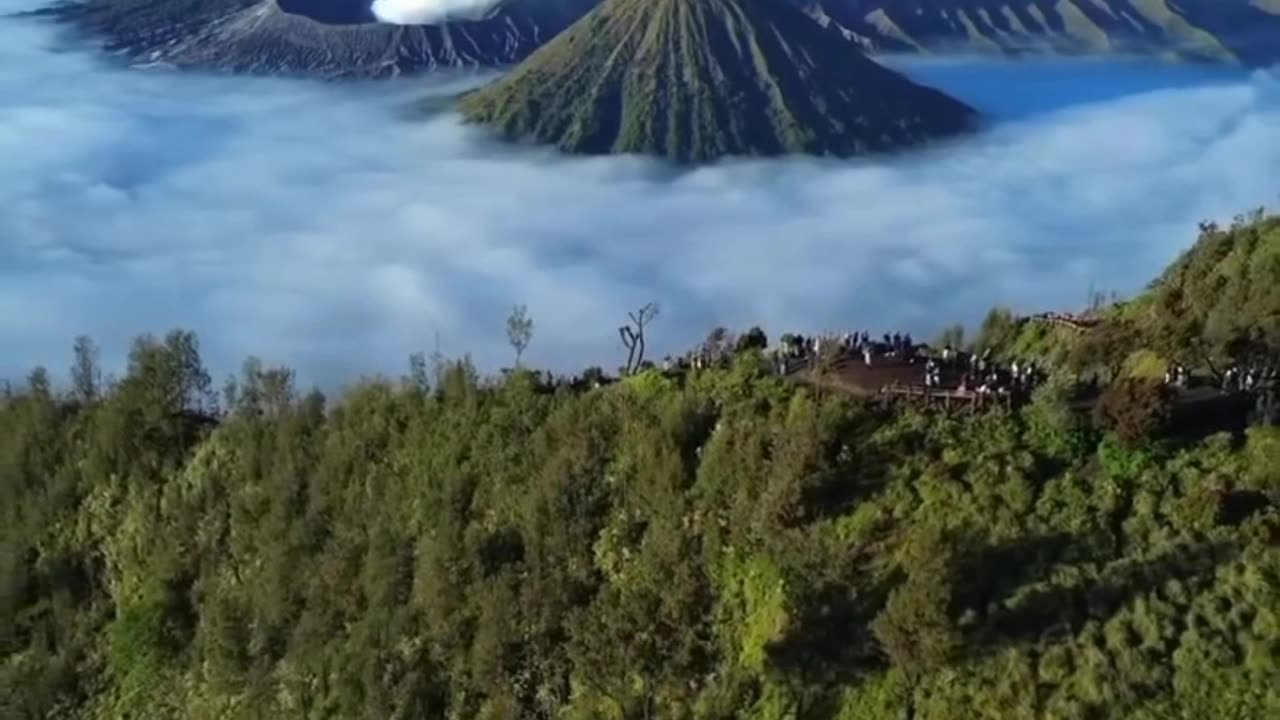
{"left": 3, "top": 213, "right": 1280, "bottom": 719}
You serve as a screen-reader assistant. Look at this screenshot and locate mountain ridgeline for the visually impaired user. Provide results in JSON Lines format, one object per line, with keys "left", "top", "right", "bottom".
{"left": 35, "top": 0, "right": 600, "bottom": 78}
{"left": 459, "top": 0, "right": 978, "bottom": 162}
{"left": 33, "top": 0, "right": 1280, "bottom": 77}
{"left": 815, "top": 0, "right": 1280, "bottom": 67}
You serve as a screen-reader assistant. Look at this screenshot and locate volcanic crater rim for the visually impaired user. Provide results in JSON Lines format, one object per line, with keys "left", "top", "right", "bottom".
{"left": 274, "top": 0, "right": 380, "bottom": 26}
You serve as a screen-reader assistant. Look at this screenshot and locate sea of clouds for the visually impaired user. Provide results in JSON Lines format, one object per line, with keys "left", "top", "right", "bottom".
{"left": 2, "top": 3, "right": 1279, "bottom": 387}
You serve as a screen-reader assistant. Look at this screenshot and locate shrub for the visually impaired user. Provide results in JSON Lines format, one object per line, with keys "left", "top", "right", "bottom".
{"left": 735, "top": 326, "right": 768, "bottom": 353}
{"left": 1092, "top": 379, "right": 1174, "bottom": 447}
{"left": 1024, "top": 373, "right": 1094, "bottom": 459}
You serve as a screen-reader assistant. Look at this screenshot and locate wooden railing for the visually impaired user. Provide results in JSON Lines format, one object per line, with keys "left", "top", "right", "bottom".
{"left": 878, "top": 382, "right": 1017, "bottom": 409}
{"left": 1028, "top": 312, "right": 1101, "bottom": 332}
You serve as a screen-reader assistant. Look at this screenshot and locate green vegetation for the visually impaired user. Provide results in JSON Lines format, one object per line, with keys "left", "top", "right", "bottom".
{"left": 1092, "top": 378, "right": 1175, "bottom": 448}
{"left": 1143, "top": 212, "right": 1280, "bottom": 377}
{"left": 458, "top": 0, "right": 976, "bottom": 163}
{"left": 3, "top": 214, "right": 1280, "bottom": 719}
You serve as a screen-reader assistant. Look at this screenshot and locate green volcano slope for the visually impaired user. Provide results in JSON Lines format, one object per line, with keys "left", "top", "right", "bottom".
{"left": 459, "top": 0, "right": 978, "bottom": 162}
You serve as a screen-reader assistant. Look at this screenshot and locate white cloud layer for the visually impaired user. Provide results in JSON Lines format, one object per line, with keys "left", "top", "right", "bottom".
{"left": 370, "top": 0, "right": 500, "bottom": 25}
{"left": 1, "top": 5, "right": 1279, "bottom": 387}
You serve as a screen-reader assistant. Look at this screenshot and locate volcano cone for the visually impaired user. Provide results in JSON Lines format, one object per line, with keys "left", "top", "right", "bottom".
{"left": 460, "top": 0, "right": 979, "bottom": 162}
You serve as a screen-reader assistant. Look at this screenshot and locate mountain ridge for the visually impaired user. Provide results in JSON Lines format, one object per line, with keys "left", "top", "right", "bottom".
{"left": 33, "top": 0, "right": 1280, "bottom": 77}
{"left": 814, "top": 0, "right": 1280, "bottom": 67}
{"left": 34, "top": 0, "right": 598, "bottom": 78}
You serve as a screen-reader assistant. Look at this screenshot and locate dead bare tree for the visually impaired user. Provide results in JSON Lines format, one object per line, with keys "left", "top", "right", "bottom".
{"left": 506, "top": 304, "right": 534, "bottom": 368}
{"left": 619, "top": 302, "right": 660, "bottom": 374}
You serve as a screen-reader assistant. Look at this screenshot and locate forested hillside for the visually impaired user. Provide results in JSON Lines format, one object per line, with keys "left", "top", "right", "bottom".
{"left": 3, "top": 214, "right": 1280, "bottom": 719}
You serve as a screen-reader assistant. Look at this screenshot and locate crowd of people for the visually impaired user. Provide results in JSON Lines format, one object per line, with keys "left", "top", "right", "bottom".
{"left": 761, "top": 328, "right": 1046, "bottom": 398}
{"left": 1164, "top": 362, "right": 1280, "bottom": 393}
{"left": 663, "top": 348, "right": 731, "bottom": 373}
{"left": 950, "top": 351, "right": 1045, "bottom": 396}
{"left": 542, "top": 323, "right": 1279, "bottom": 411}
{"left": 1221, "top": 365, "right": 1279, "bottom": 391}
{"left": 566, "top": 315, "right": 1280, "bottom": 410}
{"left": 770, "top": 330, "right": 918, "bottom": 375}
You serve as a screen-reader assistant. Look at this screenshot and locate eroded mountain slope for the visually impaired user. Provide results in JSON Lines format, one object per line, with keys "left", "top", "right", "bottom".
{"left": 459, "top": 0, "right": 977, "bottom": 162}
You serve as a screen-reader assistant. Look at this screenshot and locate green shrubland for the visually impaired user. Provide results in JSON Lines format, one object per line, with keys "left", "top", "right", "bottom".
{"left": 3, "top": 214, "right": 1280, "bottom": 719}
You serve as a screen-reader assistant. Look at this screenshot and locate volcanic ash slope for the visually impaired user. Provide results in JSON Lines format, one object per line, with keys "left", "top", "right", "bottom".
{"left": 458, "top": 0, "right": 979, "bottom": 163}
